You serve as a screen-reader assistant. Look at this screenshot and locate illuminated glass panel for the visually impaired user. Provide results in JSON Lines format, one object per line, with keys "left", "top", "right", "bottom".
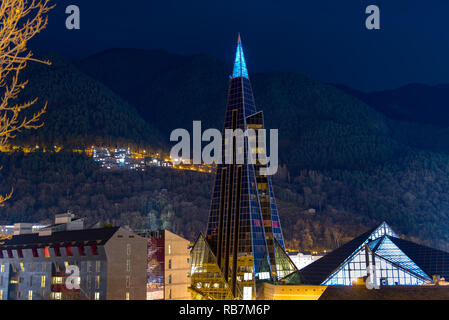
{"left": 323, "top": 247, "right": 369, "bottom": 286}
{"left": 274, "top": 239, "right": 297, "bottom": 279}
{"left": 368, "top": 222, "right": 399, "bottom": 241}
{"left": 374, "top": 237, "right": 430, "bottom": 280}
{"left": 232, "top": 42, "right": 249, "bottom": 79}
{"left": 373, "top": 255, "right": 429, "bottom": 286}
{"left": 189, "top": 234, "right": 234, "bottom": 300}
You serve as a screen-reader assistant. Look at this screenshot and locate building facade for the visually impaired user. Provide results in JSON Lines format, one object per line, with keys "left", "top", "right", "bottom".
{"left": 0, "top": 222, "right": 147, "bottom": 300}
{"left": 143, "top": 230, "right": 191, "bottom": 300}
{"left": 189, "top": 35, "right": 297, "bottom": 300}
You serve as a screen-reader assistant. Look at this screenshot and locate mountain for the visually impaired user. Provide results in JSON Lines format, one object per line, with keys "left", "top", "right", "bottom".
{"left": 332, "top": 83, "right": 449, "bottom": 127}
{"left": 78, "top": 49, "right": 403, "bottom": 172}
{"left": 14, "top": 53, "right": 164, "bottom": 150}
{"left": 3, "top": 48, "right": 449, "bottom": 251}
{"left": 76, "top": 49, "right": 449, "bottom": 249}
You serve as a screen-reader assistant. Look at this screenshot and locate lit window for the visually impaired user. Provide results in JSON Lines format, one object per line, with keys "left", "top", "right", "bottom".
{"left": 96, "top": 275, "right": 100, "bottom": 289}
{"left": 51, "top": 292, "right": 62, "bottom": 300}
{"left": 168, "top": 245, "right": 172, "bottom": 255}
{"left": 52, "top": 277, "right": 64, "bottom": 284}
{"left": 1, "top": 264, "right": 4, "bottom": 273}
{"left": 0, "top": 290, "right": 2, "bottom": 300}
{"left": 243, "top": 272, "right": 253, "bottom": 281}
{"left": 41, "top": 276, "right": 46, "bottom": 288}
{"left": 94, "top": 292, "right": 100, "bottom": 300}
{"left": 125, "top": 292, "right": 130, "bottom": 300}
{"left": 28, "top": 290, "right": 33, "bottom": 300}
{"left": 20, "top": 262, "right": 25, "bottom": 272}
{"left": 243, "top": 287, "right": 252, "bottom": 300}
{"left": 44, "top": 246, "right": 50, "bottom": 258}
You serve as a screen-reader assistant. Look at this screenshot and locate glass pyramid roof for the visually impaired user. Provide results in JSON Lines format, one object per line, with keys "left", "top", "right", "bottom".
{"left": 232, "top": 35, "right": 249, "bottom": 79}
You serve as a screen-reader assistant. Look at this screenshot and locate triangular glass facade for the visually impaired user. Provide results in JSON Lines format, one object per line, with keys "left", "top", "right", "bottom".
{"left": 373, "top": 237, "right": 431, "bottom": 281}
{"left": 232, "top": 40, "right": 249, "bottom": 79}
{"left": 189, "top": 234, "right": 234, "bottom": 300}
{"left": 322, "top": 224, "right": 432, "bottom": 286}
{"left": 274, "top": 239, "right": 298, "bottom": 279}
{"left": 191, "top": 36, "right": 296, "bottom": 300}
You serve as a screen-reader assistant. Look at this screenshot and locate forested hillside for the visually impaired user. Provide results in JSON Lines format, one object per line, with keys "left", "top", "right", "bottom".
{"left": 14, "top": 53, "right": 164, "bottom": 151}
{"left": 1, "top": 49, "right": 449, "bottom": 252}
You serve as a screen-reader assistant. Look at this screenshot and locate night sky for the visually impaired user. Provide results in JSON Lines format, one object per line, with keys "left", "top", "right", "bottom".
{"left": 31, "top": 0, "right": 449, "bottom": 91}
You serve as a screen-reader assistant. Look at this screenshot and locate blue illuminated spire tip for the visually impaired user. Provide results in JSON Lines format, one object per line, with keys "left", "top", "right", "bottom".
{"left": 232, "top": 33, "right": 249, "bottom": 79}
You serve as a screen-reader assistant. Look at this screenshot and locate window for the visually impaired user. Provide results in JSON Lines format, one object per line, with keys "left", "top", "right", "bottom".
{"left": 41, "top": 276, "right": 46, "bottom": 288}
{"left": 168, "top": 259, "right": 172, "bottom": 269}
{"left": 52, "top": 277, "right": 64, "bottom": 284}
{"left": 44, "top": 246, "right": 50, "bottom": 258}
{"left": 51, "top": 292, "right": 62, "bottom": 300}
{"left": 0, "top": 289, "right": 2, "bottom": 300}
{"left": 126, "top": 259, "right": 131, "bottom": 272}
{"left": 96, "top": 261, "right": 101, "bottom": 273}
{"left": 125, "top": 292, "right": 130, "bottom": 300}
{"left": 28, "top": 290, "right": 33, "bottom": 300}
{"left": 78, "top": 244, "right": 86, "bottom": 256}
{"left": 87, "top": 261, "right": 92, "bottom": 273}
{"left": 20, "top": 262, "right": 25, "bottom": 272}
{"left": 64, "top": 261, "right": 69, "bottom": 270}
{"left": 168, "top": 245, "right": 171, "bottom": 255}
{"left": 127, "top": 244, "right": 131, "bottom": 256}
{"left": 168, "top": 274, "right": 172, "bottom": 284}
{"left": 65, "top": 246, "right": 73, "bottom": 256}
{"left": 126, "top": 276, "right": 130, "bottom": 288}
{"left": 95, "top": 275, "right": 100, "bottom": 289}
{"left": 168, "top": 289, "right": 172, "bottom": 299}
{"left": 94, "top": 292, "right": 100, "bottom": 300}
{"left": 0, "top": 264, "right": 4, "bottom": 273}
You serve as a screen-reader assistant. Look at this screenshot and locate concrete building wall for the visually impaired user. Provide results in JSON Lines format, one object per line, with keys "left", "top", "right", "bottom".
{"left": 105, "top": 227, "right": 147, "bottom": 300}
{"left": 164, "top": 230, "right": 190, "bottom": 300}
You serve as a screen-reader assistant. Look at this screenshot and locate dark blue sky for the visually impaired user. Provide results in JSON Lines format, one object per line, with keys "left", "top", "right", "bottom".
{"left": 32, "top": 0, "right": 449, "bottom": 91}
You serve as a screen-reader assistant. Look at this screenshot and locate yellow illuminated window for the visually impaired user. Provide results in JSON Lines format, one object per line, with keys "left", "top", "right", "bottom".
{"left": 94, "top": 292, "right": 100, "bottom": 300}
{"left": 41, "top": 276, "right": 46, "bottom": 288}
{"left": 64, "top": 261, "right": 69, "bottom": 269}
{"left": 0, "top": 289, "right": 3, "bottom": 300}
{"left": 125, "top": 292, "right": 130, "bottom": 300}
{"left": 51, "top": 292, "right": 62, "bottom": 300}
{"left": 0, "top": 264, "right": 4, "bottom": 272}
{"left": 28, "top": 290, "right": 33, "bottom": 300}
{"left": 52, "top": 276, "right": 63, "bottom": 284}
{"left": 95, "top": 275, "right": 100, "bottom": 289}
{"left": 20, "top": 262, "right": 24, "bottom": 272}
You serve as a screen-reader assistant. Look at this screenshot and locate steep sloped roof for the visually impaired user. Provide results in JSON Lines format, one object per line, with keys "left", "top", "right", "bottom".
{"left": 388, "top": 236, "right": 449, "bottom": 280}
{"left": 0, "top": 227, "right": 120, "bottom": 249}
{"left": 300, "top": 226, "right": 378, "bottom": 285}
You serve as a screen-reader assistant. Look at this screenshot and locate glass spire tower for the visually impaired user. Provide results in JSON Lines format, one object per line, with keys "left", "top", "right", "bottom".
{"left": 189, "top": 35, "right": 297, "bottom": 300}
